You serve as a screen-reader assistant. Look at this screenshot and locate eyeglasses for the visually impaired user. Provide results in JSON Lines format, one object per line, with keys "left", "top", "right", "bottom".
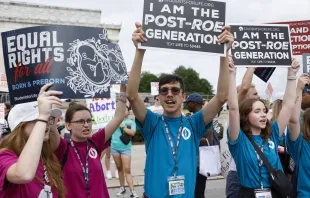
{"left": 70, "top": 119, "right": 93, "bottom": 125}
{"left": 159, "top": 87, "right": 182, "bottom": 96}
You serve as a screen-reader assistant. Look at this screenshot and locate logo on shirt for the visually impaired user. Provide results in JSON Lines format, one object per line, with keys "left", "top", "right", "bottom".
{"left": 182, "top": 127, "right": 191, "bottom": 140}
{"left": 268, "top": 140, "right": 275, "bottom": 149}
{"left": 88, "top": 148, "right": 98, "bottom": 159}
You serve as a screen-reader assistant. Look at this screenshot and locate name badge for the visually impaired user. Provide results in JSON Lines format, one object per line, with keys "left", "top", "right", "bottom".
{"left": 167, "top": 175, "right": 185, "bottom": 196}
{"left": 254, "top": 189, "right": 272, "bottom": 198}
{"left": 38, "top": 185, "right": 53, "bottom": 198}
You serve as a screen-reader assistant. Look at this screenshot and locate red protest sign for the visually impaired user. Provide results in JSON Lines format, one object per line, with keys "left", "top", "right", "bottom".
{"left": 271, "top": 20, "right": 310, "bottom": 55}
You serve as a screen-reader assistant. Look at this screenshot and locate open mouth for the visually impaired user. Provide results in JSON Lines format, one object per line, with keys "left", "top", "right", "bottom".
{"left": 165, "top": 100, "right": 176, "bottom": 105}
{"left": 82, "top": 129, "right": 90, "bottom": 133}
{"left": 259, "top": 119, "right": 267, "bottom": 124}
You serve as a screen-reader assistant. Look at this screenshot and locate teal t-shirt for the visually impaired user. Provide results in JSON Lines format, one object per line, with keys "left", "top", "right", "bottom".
{"left": 228, "top": 121, "right": 283, "bottom": 188}
{"left": 287, "top": 130, "right": 310, "bottom": 198}
{"left": 136, "top": 109, "right": 211, "bottom": 198}
{"left": 111, "top": 119, "right": 136, "bottom": 151}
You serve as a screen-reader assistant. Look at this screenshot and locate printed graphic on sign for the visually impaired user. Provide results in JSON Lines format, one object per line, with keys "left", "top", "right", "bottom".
{"left": 272, "top": 20, "right": 310, "bottom": 55}
{"left": 1, "top": 25, "right": 128, "bottom": 105}
{"left": 302, "top": 53, "right": 310, "bottom": 94}
{"left": 0, "top": 104, "right": 4, "bottom": 124}
{"left": 231, "top": 24, "right": 292, "bottom": 67}
{"left": 139, "top": 0, "right": 226, "bottom": 55}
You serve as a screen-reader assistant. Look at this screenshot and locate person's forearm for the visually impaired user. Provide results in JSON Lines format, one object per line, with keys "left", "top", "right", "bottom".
{"left": 216, "top": 55, "right": 229, "bottom": 103}
{"left": 113, "top": 98, "right": 127, "bottom": 123}
{"left": 127, "top": 50, "right": 145, "bottom": 101}
{"left": 238, "top": 67, "right": 255, "bottom": 103}
{"left": 228, "top": 72, "right": 238, "bottom": 111}
{"left": 283, "top": 76, "right": 297, "bottom": 110}
{"left": 15, "top": 121, "right": 47, "bottom": 181}
{"left": 290, "top": 88, "right": 303, "bottom": 124}
{"left": 49, "top": 126, "right": 60, "bottom": 151}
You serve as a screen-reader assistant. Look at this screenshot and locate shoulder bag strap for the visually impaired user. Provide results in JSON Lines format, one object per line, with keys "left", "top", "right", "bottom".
{"left": 250, "top": 138, "right": 274, "bottom": 174}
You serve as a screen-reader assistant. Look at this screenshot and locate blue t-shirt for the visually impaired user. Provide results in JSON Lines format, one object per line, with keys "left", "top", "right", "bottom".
{"left": 287, "top": 131, "right": 310, "bottom": 198}
{"left": 228, "top": 121, "right": 283, "bottom": 188}
{"left": 136, "top": 109, "right": 211, "bottom": 198}
{"left": 111, "top": 119, "right": 136, "bottom": 151}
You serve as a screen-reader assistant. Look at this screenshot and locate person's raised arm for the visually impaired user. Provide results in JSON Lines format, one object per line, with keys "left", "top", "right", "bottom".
{"left": 288, "top": 74, "right": 310, "bottom": 141}
{"left": 105, "top": 84, "right": 127, "bottom": 142}
{"left": 127, "top": 22, "right": 148, "bottom": 126}
{"left": 203, "top": 26, "right": 233, "bottom": 126}
{"left": 238, "top": 67, "right": 256, "bottom": 104}
{"left": 49, "top": 119, "right": 60, "bottom": 151}
{"left": 227, "top": 58, "right": 240, "bottom": 142}
{"left": 6, "top": 83, "right": 62, "bottom": 184}
{"left": 277, "top": 58, "right": 300, "bottom": 137}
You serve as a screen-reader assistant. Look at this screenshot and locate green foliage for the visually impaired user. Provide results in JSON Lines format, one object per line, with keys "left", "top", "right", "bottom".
{"left": 139, "top": 72, "right": 159, "bottom": 92}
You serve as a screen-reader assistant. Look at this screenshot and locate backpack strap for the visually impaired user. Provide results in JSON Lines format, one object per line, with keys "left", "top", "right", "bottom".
{"left": 146, "top": 116, "right": 160, "bottom": 154}
{"left": 61, "top": 140, "right": 71, "bottom": 169}
{"left": 61, "top": 139, "right": 99, "bottom": 169}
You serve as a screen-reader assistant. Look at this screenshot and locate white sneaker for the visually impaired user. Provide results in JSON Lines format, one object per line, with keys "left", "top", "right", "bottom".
{"left": 130, "top": 190, "right": 139, "bottom": 198}
{"left": 106, "top": 170, "right": 112, "bottom": 180}
{"left": 116, "top": 187, "right": 126, "bottom": 197}
{"left": 115, "top": 170, "right": 119, "bottom": 179}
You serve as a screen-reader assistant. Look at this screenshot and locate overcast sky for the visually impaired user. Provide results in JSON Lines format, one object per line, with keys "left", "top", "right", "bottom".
{"left": 16, "top": 0, "right": 310, "bottom": 99}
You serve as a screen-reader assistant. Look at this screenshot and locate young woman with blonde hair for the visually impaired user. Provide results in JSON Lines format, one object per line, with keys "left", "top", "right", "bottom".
{"left": 0, "top": 83, "right": 65, "bottom": 197}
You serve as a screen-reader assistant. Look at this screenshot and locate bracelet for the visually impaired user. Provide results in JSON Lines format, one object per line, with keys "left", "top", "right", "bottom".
{"left": 36, "top": 119, "right": 48, "bottom": 124}
{"left": 287, "top": 76, "right": 297, "bottom": 80}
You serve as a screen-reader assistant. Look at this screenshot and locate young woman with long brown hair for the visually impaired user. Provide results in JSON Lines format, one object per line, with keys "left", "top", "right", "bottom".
{"left": 227, "top": 58, "right": 300, "bottom": 198}
{"left": 286, "top": 73, "right": 310, "bottom": 197}
{"left": 0, "top": 83, "right": 65, "bottom": 197}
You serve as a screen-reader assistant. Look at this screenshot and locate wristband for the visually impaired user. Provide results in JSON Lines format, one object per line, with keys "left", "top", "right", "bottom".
{"left": 287, "top": 76, "right": 297, "bottom": 80}
{"left": 36, "top": 119, "right": 48, "bottom": 124}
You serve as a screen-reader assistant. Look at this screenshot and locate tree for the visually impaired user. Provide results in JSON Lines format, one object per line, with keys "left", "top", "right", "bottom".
{"left": 139, "top": 72, "right": 159, "bottom": 92}
{"left": 173, "top": 66, "right": 213, "bottom": 95}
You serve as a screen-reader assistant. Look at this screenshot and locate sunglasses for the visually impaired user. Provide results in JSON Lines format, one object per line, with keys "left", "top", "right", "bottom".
{"left": 159, "top": 87, "right": 182, "bottom": 96}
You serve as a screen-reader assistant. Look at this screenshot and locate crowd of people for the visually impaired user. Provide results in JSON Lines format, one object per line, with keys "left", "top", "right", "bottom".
{"left": 0, "top": 21, "right": 309, "bottom": 198}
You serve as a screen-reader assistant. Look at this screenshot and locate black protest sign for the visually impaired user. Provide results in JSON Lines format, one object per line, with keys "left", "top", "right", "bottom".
{"left": 140, "top": 0, "right": 226, "bottom": 55}
{"left": 1, "top": 25, "right": 128, "bottom": 105}
{"left": 231, "top": 24, "right": 292, "bottom": 67}
{"left": 302, "top": 53, "right": 310, "bottom": 94}
{"left": 254, "top": 67, "right": 276, "bottom": 83}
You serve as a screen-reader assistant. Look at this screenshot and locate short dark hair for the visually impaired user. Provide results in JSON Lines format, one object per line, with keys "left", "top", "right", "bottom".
{"left": 159, "top": 74, "right": 185, "bottom": 91}
{"left": 65, "top": 103, "right": 91, "bottom": 123}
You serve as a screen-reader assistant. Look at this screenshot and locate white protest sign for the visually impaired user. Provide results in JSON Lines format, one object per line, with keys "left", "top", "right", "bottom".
{"left": 151, "top": 82, "right": 159, "bottom": 95}
{"left": 220, "top": 121, "right": 231, "bottom": 178}
{"left": 0, "top": 104, "right": 5, "bottom": 124}
{"left": 86, "top": 91, "right": 116, "bottom": 130}
{"left": 0, "top": 73, "right": 8, "bottom": 92}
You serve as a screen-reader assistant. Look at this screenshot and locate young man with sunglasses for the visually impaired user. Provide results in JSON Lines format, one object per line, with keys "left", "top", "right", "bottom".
{"left": 127, "top": 22, "right": 233, "bottom": 198}
{"left": 148, "top": 95, "right": 164, "bottom": 114}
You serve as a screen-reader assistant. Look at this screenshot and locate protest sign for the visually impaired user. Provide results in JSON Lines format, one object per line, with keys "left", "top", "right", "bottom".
{"left": 1, "top": 25, "right": 128, "bottom": 105}
{"left": 0, "top": 104, "right": 4, "bottom": 124}
{"left": 272, "top": 20, "right": 310, "bottom": 55}
{"left": 302, "top": 53, "right": 310, "bottom": 94}
{"left": 139, "top": 0, "right": 226, "bottom": 55}
{"left": 151, "top": 82, "right": 159, "bottom": 95}
{"left": 231, "top": 24, "right": 292, "bottom": 67}
{"left": 0, "top": 73, "right": 8, "bottom": 92}
{"left": 254, "top": 67, "right": 276, "bottom": 83}
{"left": 220, "top": 121, "right": 230, "bottom": 178}
{"left": 86, "top": 96, "right": 116, "bottom": 130}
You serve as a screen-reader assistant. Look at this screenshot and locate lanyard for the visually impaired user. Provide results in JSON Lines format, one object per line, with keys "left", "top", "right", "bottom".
{"left": 70, "top": 139, "right": 90, "bottom": 197}
{"left": 43, "top": 164, "right": 49, "bottom": 185}
{"left": 161, "top": 115, "right": 183, "bottom": 177}
{"left": 254, "top": 140, "right": 264, "bottom": 190}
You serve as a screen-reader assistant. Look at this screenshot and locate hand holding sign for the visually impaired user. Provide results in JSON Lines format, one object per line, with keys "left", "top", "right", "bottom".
{"left": 288, "top": 57, "right": 300, "bottom": 76}
{"left": 132, "top": 22, "right": 147, "bottom": 51}
{"left": 37, "top": 83, "right": 63, "bottom": 120}
{"left": 228, "top": 55, "right": 236, "bottom": 74}
{"left": 297, "top": 74, "right": 310, "bottom": 91}
{"left": 217, "top": 26, "right": 234, "bottom": 51}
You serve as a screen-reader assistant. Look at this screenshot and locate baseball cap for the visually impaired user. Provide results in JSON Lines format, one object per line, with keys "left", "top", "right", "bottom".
{"left": 8, "top": 101, "right": 62, "bottom": 132}
{"left": 273, "top": 92, "right": 284, "bottom": 102}
{"left": 184, "top": 93, "right": 204, "bottom": 105}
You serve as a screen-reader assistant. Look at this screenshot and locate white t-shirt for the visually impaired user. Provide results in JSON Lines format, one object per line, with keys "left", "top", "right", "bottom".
{"left": 148, "top": 105, "right": 164, "bottom": 114}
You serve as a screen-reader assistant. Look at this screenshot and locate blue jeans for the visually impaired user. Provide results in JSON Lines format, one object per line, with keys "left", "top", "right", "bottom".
{"left": 226, "top": 171, "right": 240, "bottom": 198}
{"left": 111, "top": 148, "right": 131, "bottom": 156}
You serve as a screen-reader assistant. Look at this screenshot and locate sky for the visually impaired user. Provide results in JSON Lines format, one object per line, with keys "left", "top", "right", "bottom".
{"left": 13, "top": 0, "right": 310, "bottom": 100}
